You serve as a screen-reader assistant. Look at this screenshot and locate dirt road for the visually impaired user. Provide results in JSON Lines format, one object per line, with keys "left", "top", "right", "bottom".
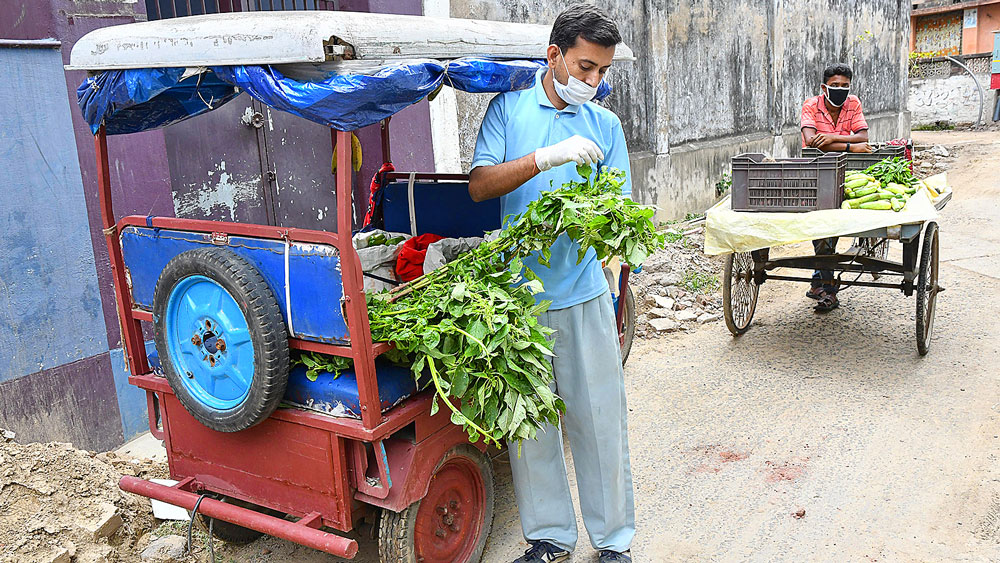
{"left": 173, "top": 131, "right": 1000, "bottom": 562}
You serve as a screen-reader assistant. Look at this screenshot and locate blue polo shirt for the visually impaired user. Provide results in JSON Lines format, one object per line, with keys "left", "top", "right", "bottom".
{"left": 471, "top": 68, "right": 632, "bottom": 311}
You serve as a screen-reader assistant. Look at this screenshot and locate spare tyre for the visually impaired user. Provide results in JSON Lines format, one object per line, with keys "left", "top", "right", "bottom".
{"left": 153, "top": 247, "right": 289, "bottom": 432}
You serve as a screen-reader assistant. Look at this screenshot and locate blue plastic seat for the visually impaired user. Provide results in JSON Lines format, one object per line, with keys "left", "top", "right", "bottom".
{"left": 283, "top": 360, "right": 418, "bottom": 419}
{"left": 148, "top": 349, "right": 417, "bottom": 420}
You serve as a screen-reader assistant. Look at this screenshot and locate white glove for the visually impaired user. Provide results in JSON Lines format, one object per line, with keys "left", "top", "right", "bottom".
{"left": 534, "top": 135, "right": 604, "bottom": 172}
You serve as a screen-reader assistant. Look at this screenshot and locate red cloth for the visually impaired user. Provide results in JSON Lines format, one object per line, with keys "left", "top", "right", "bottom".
{"left": 363, "top": 162, "right": 395, "bottom": 228}
{"left": 395, "top": 233, "right": 444, "bottom": 282}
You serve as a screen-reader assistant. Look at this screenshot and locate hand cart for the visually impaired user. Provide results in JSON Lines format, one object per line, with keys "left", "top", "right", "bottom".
{"left": 721, "top": 192, "right": 952, "bottom": 355}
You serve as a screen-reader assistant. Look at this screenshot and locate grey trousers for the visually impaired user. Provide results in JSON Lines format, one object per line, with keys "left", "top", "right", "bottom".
{"left": 507, "top": 291, "right": 636, "bottom": 553}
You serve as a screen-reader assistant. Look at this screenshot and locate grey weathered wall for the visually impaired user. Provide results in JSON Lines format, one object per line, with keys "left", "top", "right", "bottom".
{"left": 908, "top": 54, "right": 997, "bottom": 126}
{"left": 450, "top": 0, "right": 912, "bottom": 220}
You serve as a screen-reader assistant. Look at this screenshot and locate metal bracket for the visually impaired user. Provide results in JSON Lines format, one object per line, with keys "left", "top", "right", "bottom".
{"left": 350, "top": 440, "right": 392, "bottom": 499}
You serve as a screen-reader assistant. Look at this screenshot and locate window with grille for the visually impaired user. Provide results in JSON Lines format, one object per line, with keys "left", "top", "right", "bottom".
{"left": 146, "top": 0, "right": 338, "bottom": 20}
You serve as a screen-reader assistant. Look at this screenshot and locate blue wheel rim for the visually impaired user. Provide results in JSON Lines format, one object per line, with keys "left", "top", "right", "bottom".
{"left": 164, "top": 275, "right": 255, "bottom": 411}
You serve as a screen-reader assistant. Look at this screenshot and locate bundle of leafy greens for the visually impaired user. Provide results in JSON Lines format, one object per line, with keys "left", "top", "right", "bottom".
{"left": 292, "top": 164, "right": 664, "bottom": 446}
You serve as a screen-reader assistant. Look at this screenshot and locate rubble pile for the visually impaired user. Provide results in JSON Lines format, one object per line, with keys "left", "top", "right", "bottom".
{"left": 0, "top": 430, "right": 168, "bottom": 563}
{"left": 631, "top": 222, "right": 726, "bottom": 337}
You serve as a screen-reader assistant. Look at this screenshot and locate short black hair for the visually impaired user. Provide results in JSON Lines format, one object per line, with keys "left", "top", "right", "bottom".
{"left": 823, "top": 63, "right": 853, "bottom": 84}
{"left": 549, "top": 4, "right": 622, "bottom": 53}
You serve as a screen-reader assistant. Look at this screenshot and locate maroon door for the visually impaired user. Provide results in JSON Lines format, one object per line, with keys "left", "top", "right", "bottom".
{"left": 163, "top": 98, "right": 275, "bottom": 224}
{"left": 260, "top": 106, "right": 341, "bottom": 231}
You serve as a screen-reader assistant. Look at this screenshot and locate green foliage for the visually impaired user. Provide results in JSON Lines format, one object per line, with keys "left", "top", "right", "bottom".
{"left": 864, "top": 157, "right": 917, "bottom": 186}
{"left": 714, "top": 172, "right": 732, "bottom": 198}
{"left": 912, "top": 122, "right": 954, "bottom": 131}
{"left": 290, "top": 165, "right": 665, "bottom": 446}
{"left": 681, "top": 270, "right": 719, "bottom": 293}
{"left": 293, "top": 350, "right": 350, "bottom": 382}
{"left": 663, "top": 231, "right": 684, "bottom": 244}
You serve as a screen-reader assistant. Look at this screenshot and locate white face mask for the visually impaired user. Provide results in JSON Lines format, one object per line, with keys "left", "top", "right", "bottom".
{"left": 552, "top": 48, "right": 599, "bottom": 106}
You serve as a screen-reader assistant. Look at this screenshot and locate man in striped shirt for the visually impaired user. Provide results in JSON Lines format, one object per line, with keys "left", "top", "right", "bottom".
{"left": 800, "top": 63, "right": 873, "bottom": 312}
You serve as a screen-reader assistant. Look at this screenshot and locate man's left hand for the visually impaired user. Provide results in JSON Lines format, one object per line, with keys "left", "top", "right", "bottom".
{"left": 810, "top": 133, "right": 833, "bottom": 148}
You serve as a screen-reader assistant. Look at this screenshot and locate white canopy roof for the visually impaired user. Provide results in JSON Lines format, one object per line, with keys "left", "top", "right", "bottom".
{"left": 67, "top": 11, "right": 635, "bottom": 71}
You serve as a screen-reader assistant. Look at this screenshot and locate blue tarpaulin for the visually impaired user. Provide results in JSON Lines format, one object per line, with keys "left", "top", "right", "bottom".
{"left": 78, "top": 58, "right": 612, "bottom": 135}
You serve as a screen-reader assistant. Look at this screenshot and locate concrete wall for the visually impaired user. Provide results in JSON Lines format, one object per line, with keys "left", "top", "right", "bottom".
{"left": 910, "top": 73, "right": 996, "bottom": 125}
{"left": 445, "top": 0, "right": 912, "bottom": 220}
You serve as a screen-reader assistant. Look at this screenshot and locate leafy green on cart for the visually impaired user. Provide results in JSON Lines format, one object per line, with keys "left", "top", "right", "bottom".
{"left": 292, "top": 165, "right": 665, "bottom": 447}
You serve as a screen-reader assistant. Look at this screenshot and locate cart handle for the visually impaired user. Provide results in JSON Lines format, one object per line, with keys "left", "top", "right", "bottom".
{"left": 119, "top": 476, "right": 359, "bottom": 558}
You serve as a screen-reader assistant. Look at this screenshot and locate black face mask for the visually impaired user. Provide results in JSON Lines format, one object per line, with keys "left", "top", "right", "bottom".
{"left": 823, "top": 85, "right": 850, "bottom": 107}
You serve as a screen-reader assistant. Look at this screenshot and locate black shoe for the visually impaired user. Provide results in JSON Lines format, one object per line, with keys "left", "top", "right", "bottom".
{"left": 512, "top": 540, "right": 571, "bottom": 563}
{"left": 599, "top": 550, "right": 632, "bottom": 563}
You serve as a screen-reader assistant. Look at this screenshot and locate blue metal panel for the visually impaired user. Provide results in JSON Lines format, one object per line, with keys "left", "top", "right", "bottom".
{"left": 283, "top": 361, "right": 417, "bottom": 419}
{"left": 109, "top": 342, "right": 156, "bottom": 441}
{"left": 120, "top": 226, "right": 349, "bottom": 343}
{"left": 0, "top": 47, "right": 107, "bottom": 382}
{"left": 382, "top": 182, "right": 501, "bottom": 238}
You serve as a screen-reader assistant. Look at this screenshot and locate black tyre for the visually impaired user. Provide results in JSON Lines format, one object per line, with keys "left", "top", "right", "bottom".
{"left": 916, "top": 222, "right": 940, "bottom": 356}
{"left": 378, "top": 445, "right": 494, "bottom": 563}
{"left": 723, "top": 251, "right": 759, "bottom": 336}
{"left": 620, "top": 285, "right": 636, "bottom": 365}
{"left": 194, "top": 496, "right": 285, "bottom": 545}
{"left": 153, "top": 247, "right": 289, "bottom": 432}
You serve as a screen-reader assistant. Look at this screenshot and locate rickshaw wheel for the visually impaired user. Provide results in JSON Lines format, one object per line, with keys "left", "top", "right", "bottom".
{"left": 723, "top": 251, "right": 759, "bottom": 336}
{"left": 620, "top": 285, "right": 636, "bottom": 365}
{"left": 378, "top": 445, "right": 494, "bottom": 563}
{"left": 916, "top": 222, "right": 939, "bottom": 356}
{"left": 153, "top": 248, "right": 289, "bottom": 432}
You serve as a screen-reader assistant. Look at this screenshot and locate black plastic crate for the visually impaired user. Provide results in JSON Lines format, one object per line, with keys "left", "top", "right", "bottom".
{"left": 731, "top": 152, "right": 847, "bottom": 212}
{"left": 801, "top": 144, "right": 905, "bottom": 173}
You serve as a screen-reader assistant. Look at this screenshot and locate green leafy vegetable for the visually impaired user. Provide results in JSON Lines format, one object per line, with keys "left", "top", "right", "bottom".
{"left": 290, "top": 166, "right": 665, "bottom": 446}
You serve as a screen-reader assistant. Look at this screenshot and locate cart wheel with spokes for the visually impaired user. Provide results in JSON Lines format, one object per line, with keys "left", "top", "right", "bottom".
{"left": 854, "top": 236, "right": 889, "bottom": 261}
{"left": 916, "top": 222, "right": 940, "bottom": 356}
{"left": 378, "top": 444, "right": 494, "bottom": 563}
{"left": 723, "top": 251, "right": 760, "bottom": 336}
{"left": 619, "top": 285, "right": 636, "bottom": 366}
{"left": 153, "top": 247, "right": 289, "bottom": 433}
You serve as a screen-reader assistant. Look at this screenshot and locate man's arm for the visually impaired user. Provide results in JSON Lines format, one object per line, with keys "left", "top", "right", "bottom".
{"left": 469, "top": 155, "right": 539, "bottom": 202}
{"left": 469, "top": 135, "right": 604, "bottom": 202}
{"left": 802, "top": 127, "right": 871, "bottom": 152}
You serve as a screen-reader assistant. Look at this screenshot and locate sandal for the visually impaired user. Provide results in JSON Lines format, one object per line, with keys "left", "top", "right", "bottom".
{"left": 806, "top": 286, "right": 825, "bottom": 300}
{"left": 814, "top": 291, "right": 840, "bottom": 313}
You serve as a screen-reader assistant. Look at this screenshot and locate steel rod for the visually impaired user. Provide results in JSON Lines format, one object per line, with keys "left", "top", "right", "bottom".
{"left": 764, "top": 274, "right": 904, "bottom": 290}
{"left": 119, "top": 477, "right": 359, "bottom": 558}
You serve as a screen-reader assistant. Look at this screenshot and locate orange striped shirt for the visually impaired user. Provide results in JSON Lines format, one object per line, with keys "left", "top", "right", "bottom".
{"left": 800, "top": 94, "right": 868, "bottom": 148}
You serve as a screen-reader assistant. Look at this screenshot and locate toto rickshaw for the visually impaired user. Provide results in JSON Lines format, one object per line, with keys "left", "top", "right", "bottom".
{"left": 69, "top": 11, "right": 635, "bottom": 561}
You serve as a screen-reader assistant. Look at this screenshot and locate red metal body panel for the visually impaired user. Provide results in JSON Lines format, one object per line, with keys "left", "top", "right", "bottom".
{"left": 991, "top": 73, "right": 999, "bottom": 90}
{"left": 354, "top": 423, "right": 485, "bottom": 513}
{"left": 155, "top": 389, "right": 356, "bottom": 530}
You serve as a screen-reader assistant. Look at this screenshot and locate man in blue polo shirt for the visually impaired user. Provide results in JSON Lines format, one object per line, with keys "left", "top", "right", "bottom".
{"left": 468, "top": 5, "right": 634, "bottom": 563}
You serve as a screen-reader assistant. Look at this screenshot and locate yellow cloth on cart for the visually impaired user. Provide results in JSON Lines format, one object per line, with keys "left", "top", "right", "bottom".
{"left": 704, "top": 174, "right": 947, "bottom": 256}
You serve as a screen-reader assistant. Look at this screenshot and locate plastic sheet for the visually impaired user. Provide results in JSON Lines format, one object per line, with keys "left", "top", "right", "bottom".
{"left": 79, "top": 58, "right": 613, "bottom": 135}
{"left": 704, "top": 176, "right": 948, "bottom": 256}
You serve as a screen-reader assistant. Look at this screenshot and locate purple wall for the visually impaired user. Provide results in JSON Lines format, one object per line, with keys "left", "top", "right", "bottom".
{"left": 2, "top": 1, "right": 175, "bottom": 351}
{"left": 0, "top": 353, "right": 124, "bottom": 451}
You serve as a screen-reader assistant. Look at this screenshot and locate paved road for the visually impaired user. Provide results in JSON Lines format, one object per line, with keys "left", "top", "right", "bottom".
{"left": 222, "top": 131, "right": 1000, "bottom": 562}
